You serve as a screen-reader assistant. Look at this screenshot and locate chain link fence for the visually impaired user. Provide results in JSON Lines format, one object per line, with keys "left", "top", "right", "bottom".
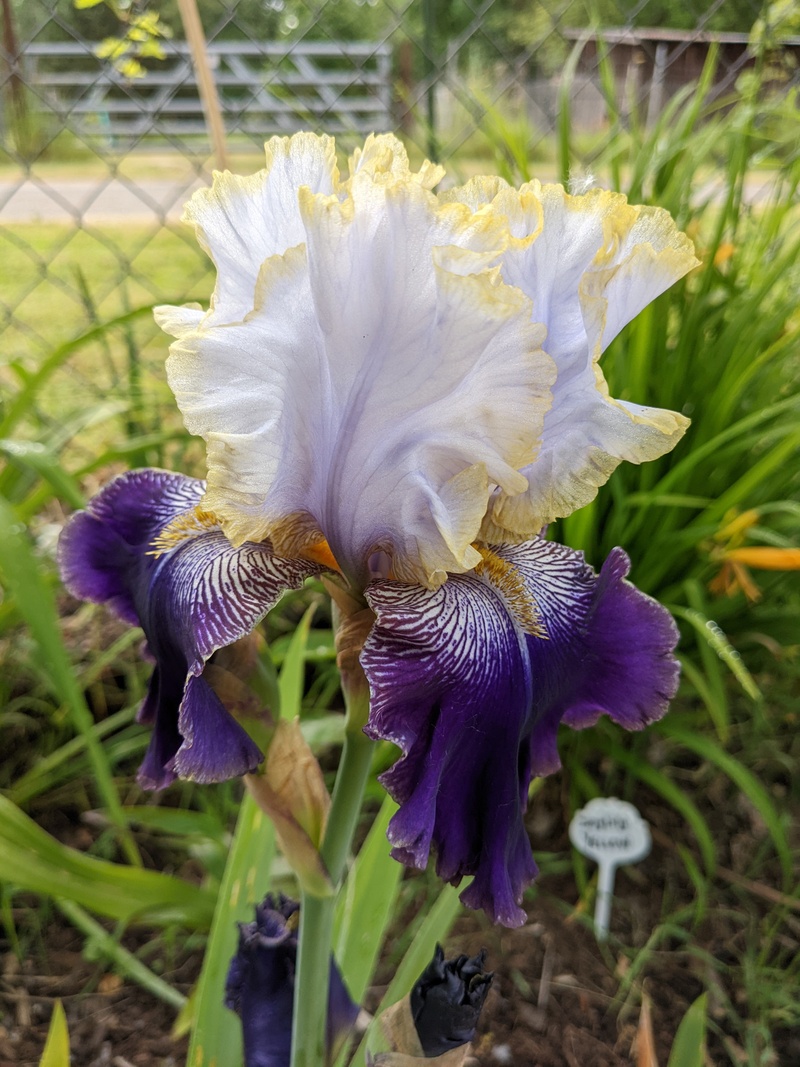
{"left": 0, "top": 0, "right": 793, "bottom": 462}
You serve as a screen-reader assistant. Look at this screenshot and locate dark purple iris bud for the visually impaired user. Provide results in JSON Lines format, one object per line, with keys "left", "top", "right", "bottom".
{"left": 410, "top": 944, "right": 492, "bottom": 1056}
{"left": 225, "top": 894, "right": 359, "bottom": 1067}
{"left": 58, "top": 469, "right": 318, "bottom": 790}
{"left": 361, "top": 537, "right": 680, "bottom": 927}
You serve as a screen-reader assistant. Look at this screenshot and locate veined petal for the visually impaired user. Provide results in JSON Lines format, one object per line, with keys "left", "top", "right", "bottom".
{"left": 446, "top": 179, "right": 697, "bottom": 537}
{"left": 167, "top": 164, "right": 554, "bottom": 589}
{"left": 361, "top": 537, "right": 680, "bottom": 926}
{"left": 58, "top": 469, "right": 318, "bottom": 789}
{"left": 362, "top": 571, "right": 538, "bottom": 927}
{"left": 493, "top": 539, "right": 680, "bottom": 779}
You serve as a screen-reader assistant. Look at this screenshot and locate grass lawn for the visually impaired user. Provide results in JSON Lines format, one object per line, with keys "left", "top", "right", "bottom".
{"left": 0, "top": 221, "right": 214, "bottom": 472}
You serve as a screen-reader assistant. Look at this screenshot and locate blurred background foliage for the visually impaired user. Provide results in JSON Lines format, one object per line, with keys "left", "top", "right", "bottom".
{"left": 0, "top": 0, "right": 799, "bottom": 1063}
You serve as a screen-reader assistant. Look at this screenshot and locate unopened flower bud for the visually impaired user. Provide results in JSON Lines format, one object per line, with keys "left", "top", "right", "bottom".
{"left": 226, "top": 894, "right": 358, "bottom": 1067}
{"left": 368, "top": 944, "right": 492, "bottom": 1065}
{"left": 245, "top": 719, "right": 332, "bottom": 897}
{"left": 411, "top": 944, "right": 492, "bottom": 1056}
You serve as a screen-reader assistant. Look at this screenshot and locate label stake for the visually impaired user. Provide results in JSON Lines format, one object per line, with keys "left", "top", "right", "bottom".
{"left": 569, "top": 797, "right": 651, "bottom": 941}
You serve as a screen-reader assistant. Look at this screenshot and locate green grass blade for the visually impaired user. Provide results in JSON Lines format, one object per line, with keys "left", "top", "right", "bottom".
{"left": 347, "top": 883, "right": 463, "bottom": 1067}
{"left": 333, "top": 795, "right": 402, "bottom": 1003}
{"left": 671, "top": 605, "right": 761, "bottom": 703}
{"left": 377, "top": 884, "right": 463, "bottom": 1013}
{"left": 595, "top": 739, "right": 716, "bottom": 875}
{"left": 0, "top": 305, "right": 157, "bottom": 437}
{"left": 38, "top": 999, "right": 69, "bottom": 1067}
{"left": 666, "top": 993, "right": 707, "bottom": 1067}
{"left": 0, "top": 795, "right": 213, "bottom": 927}
{"left": 698, "top": 430, "right": 800, "bottom": 526}
{"left": 557, "top": 35, "right": 590, "bottom": 185}
{"left": 681, "top": 581, "right": 732, "bottom": 742}
{"left": 9, "top": 704, "right": 139, "bottom": 806}
{"left": 187, "top": 607, "right": 316, "bottom": 1063}
{"left": 184, "top": 794, "right": 276, "bottom": 1066}
{"left": 660, "top": 726, "right": 792, "bottom": 887}
{"left": 56, "top": 899, "right": 187, "bottom": 1010}
{"left": 0, "top": 497, "right": 140, "bottom": 865}
{"left": 0, "top": 439, "right": 85, "bottom": 509}
{"left": 118, "top": 806, "right": 225, "bottom": 842}
{"left": 278, "top": 603, "right": 317, "bottom": 719}
{"left": 594, "top": 34, "right": 621, "bottom": 190}
{"left": 677, "top": 655, "right": 728, "bottom": 742}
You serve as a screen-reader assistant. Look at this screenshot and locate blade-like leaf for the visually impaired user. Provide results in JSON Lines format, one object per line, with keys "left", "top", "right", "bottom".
{"left": 0, "top": 795, "right": 213, "bottom": 928}
{"left": 671, "top": 605, "right": 761, "bottom": 703}
{"left": 666, "top": 993, "right": 707, "bottom": 1067}
{"left": 595, "top": 739, "right": 716, "bottom": 875}
{"left": 346, "top": 884, "right": 464, "bottom": 1067}
{"left": 660, "top": 726, "right": 792, "bottom": 886}
{"left": 187, "top": 608, "right": 316, "bottom": 1064}
{"left": 0, "top": 306, "right": 157, "bottom": 437}
{"left": 0, "top": 498, "right": 139, "bottom": 865}
{"left": 279, "top": 604, "right": 317, "bottom": 719}
{"left": 39, "top": 1000, "right": 69, "bottom": 1067}
{"left": 333, "top": 795, "right": 402, "bottom": 1003}
{"left": 57, "top": 899, "right": 186, "bottom": 1009}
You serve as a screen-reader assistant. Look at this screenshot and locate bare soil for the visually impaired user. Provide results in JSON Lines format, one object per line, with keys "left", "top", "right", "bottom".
{"left": 3, "top": 770, "right": 798, "bottom": 1067}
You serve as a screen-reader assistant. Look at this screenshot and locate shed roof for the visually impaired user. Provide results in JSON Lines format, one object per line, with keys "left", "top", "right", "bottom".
{"left": 562, "top": 26, "right": 800, "bottom": 47}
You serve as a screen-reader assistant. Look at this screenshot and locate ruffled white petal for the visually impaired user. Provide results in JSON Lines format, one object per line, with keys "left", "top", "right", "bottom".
{"left": 174, "top": 133, "right": 339, "bottom": 328}
{"left": 348, "top": 131, "right": 445, "bottom": 190}
{"left": 446, "top": 179, "right": 698, "bottom": 537}
{"left": 166, "top": 169, "right": 554, "bottom": 588}
{"left": 158, "top": 134, "right": 697, "bottom": 583}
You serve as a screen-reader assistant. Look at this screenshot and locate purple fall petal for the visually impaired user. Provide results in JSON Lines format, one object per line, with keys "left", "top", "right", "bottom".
{"left": 361, "top": 537, "right": 680, "bottom": 927}
{"left": 362, "top": 574, "right": 537, "bottom": 927}
{"left": 496, "top": 541, "right": 680, "bottom": 779}
{"left": 58, "top": 468, "right": 317, "bottom": 788}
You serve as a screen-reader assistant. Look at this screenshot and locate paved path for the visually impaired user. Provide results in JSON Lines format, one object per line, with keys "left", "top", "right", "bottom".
{"left": 0, "top": 173, "right": 784, "bottom": 224}
{"left": 0, "top": 177, "right": 208, "bottom": 224}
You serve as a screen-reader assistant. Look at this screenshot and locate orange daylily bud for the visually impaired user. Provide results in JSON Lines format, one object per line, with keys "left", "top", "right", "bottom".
{"left": 725, "top": 547, "right": 800, "bottom": 570}
{"left": 716, "top": 508, "right": 760, "bottom": 543}
{"left": 714, "top": 242, "right": 735, "bottom": 267}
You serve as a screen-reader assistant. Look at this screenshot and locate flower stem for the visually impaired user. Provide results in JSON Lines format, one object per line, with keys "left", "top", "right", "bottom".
{"left": 290, "top": 708, "right": 374, "bottom": 1067}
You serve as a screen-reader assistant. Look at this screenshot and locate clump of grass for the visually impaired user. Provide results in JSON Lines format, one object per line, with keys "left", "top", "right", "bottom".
{"left": 468, "top": 34, "right": 799, "bottom": 1065}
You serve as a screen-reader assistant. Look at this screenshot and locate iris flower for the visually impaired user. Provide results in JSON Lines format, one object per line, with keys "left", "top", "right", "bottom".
{"left": 59, "top": 133, "right": 697, "bottom": 926}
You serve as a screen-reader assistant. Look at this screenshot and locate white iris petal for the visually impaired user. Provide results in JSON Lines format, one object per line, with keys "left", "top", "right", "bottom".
{"left": 169, "top": 132, "right": 339, "bottom": 330}
{"left": 161, "top": 135, "right": 553, "bottom": 589}
{"left": 157, "top": 134, "right": 697, "bottom": 587}
{"left": 444, "top": 178, "right": 699, "bottom": 539}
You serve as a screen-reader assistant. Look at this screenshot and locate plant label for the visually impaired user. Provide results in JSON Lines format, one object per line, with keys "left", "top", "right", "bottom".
{"left": 569, "top": 797, "right": 651, "bottom": 941}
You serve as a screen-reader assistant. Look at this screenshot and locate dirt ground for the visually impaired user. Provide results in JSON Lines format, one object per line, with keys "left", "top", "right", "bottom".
{"left": 2, "top": 771, "right": 798, "bottom": 1067}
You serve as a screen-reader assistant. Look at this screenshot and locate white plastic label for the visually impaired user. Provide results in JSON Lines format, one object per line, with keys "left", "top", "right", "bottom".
{"left": 569, "top": 797, "right": 651, "bottom": 941}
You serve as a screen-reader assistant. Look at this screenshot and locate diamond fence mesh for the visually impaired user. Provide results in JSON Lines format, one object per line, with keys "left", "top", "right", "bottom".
{"left": 0, "top": 0, "right": 789, "bottom": 469}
